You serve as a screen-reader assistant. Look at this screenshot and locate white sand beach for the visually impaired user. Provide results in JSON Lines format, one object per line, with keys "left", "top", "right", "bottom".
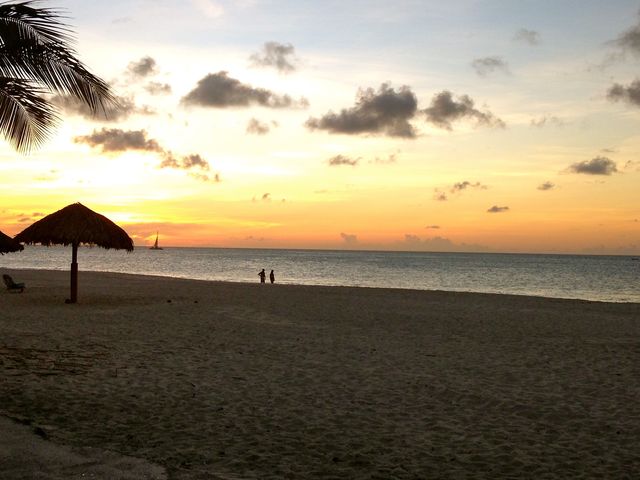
{"left": 1, "top": 268, "right": 639, "bottom": 479}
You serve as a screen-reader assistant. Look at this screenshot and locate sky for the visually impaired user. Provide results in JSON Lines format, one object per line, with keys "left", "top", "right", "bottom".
{"left": 1, "top": 0, "right": 639, "bottom": 254}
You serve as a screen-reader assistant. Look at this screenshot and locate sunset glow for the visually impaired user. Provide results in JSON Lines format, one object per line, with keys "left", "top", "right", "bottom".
{"left": 1, "top": 0, "right": 639, "bottom": 254}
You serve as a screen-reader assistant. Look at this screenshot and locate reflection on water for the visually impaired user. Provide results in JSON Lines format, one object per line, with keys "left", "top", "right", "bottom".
{"left": 1, "top": 246, "right": 638, "bottom": 303}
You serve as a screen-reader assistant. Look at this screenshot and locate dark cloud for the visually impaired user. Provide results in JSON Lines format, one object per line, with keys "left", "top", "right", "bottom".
{"left": 328, "top": 154, "right": 359, "bottom": 166}
{"left": 423, "top": 91, "right": 504, "bottom": 130}
{"left": 425, "top": 225, "right": 440, "bottom": 229}
{"left": 74, "top": 128, "right": 162, "bottom": 153}
{"left": 433, "top": 190, "right": 447, "bottom": 201}
{"left": 51, "top": 94, "right": 153, "bottom": 121}
{"left": 568, "top": 156, "right": 618, "bottom": 175}
{"left": 145, "top": 81, "right": 172, "bottom": 95}
{"left": 17, "top": 212, "right": 44, "bottom": 223}
{"left": 471, "top": 56, "right": 509, "bottom": 76}
{"left": 537, "top": 181, "right": 555, "bottom": 191}
{"left": 159, "top": 152, "right": 210, "bottom": 171}
{"left": 450, "top": 181, "right": 487, "bottom": 193}
{"left": 306, "top": 84, "right": 418, "bottom": 138}
{"left": 340, "top": 232, "right": 358, "bottom": 245}
{"left": 612, "top": 20, "right": 640, "bottom": 56}
{"left": 246, "top": 118, "right": 271, "bottom": 135}
{"left": 531, "top": 115, "right": 564, "bottom": 128}
{"left": 249, "top": 41, "right": 299, "bottom": 73}
{"left": 607, "top": 79, "right": 640, "bottom": 106}
{"left": 181, "top": 71, "right": 308, "bottom": 109}
{"left": 514, "top": 28, "right": 540, "bottom": 45}
{"left": 487, "top": 206, "right": 509, "bottom": 213}
{"left": 127, "top": 56, "right": 158, "bottom": 78}
{"left": 75, "top": 129, "right": 216, "bottom": 182}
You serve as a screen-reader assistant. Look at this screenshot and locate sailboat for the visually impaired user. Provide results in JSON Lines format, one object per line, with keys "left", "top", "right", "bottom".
{"left": 149, "top": 232, "right": 163, "bottom": 250}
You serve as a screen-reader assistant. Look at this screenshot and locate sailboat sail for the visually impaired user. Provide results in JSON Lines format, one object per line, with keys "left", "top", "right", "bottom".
{"left": 150, "top": 232, "right": 163, "bottom": 250}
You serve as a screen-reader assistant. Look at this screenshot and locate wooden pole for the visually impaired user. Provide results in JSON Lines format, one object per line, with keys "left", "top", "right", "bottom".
{"left": 69, "top": 242, "right": 78, "bottom": 303}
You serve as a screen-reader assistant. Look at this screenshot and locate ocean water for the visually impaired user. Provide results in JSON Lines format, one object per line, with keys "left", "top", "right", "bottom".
{"left": 1, "top": 246, "right": 639, "bottom": 303}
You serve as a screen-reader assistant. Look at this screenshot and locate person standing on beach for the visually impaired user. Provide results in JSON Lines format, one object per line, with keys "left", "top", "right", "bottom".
{"left": 270, "top": 270, "right": 275, "bottom": 284}
{"left": 258, "top": 269, "right": 266, "bottom": 283}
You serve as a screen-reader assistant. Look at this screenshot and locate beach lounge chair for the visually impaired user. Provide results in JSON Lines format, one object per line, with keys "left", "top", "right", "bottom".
{"left": 3, "top": 274, "right": 25, "bottom": 293}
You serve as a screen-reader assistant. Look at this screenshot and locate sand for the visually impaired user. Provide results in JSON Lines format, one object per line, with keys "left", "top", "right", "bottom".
{"left": 1, "top": 268, "right": 639, "bottom": 479}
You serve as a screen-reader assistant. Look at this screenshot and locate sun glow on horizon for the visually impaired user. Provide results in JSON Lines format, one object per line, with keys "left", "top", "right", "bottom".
{"left": 0, "top": 1, "right": 638, "bottom": 255}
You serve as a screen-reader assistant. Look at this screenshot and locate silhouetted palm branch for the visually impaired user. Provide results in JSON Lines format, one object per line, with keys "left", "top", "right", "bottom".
{"left": 0, "top": 76, "right": 56, "bottom": 151}
{"left": 0, "top": 1, "right": 118, "bottom": 152}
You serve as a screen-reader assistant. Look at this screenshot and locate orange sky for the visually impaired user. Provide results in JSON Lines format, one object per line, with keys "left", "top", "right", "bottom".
{"left": 1, "top": 1, "right": 639, "bottom": 254}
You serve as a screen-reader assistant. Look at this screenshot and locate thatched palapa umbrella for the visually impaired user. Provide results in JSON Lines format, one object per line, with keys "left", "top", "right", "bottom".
{"left": 15, "top": 203, "right": 133, "bottom": 303}
{"left": 0, "top": 230, "right": 23, "bottom": 254}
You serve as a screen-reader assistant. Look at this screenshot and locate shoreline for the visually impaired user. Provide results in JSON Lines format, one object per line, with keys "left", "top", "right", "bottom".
{"left": 3, "top": 267, "right": 638, "bottom": 305}
{"left": 1, "top": 269, "right": 639, "bottom": 479}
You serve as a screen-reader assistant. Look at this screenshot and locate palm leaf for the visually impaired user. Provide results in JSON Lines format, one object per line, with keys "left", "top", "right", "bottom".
{"left": 0, "top": 76, "right": 57, "bottom": 152}
{"left": 0, "top": 41, "right": 117, "bottom": 115}
{"left": 0, "top": 1, "right": 74, "bottom": 46}
{"left": 0, "top": 1, "right": 118, "bottom": 116}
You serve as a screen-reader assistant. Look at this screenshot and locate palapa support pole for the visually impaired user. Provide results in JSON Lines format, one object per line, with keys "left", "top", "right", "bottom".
{"left": 69, "top": 242, "right": 79, "bottom": 304}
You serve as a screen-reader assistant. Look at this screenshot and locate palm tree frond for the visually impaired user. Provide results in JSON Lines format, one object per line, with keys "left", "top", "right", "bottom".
{"left": 0, "top": 1, "right": 118, "bottom": 117}
{"left": 0, "top": 41, "right": 118, "bottom": 116}
{"left": 0, "top": 1, "right": 74, "bottom": 47}
{"left": 0, "top": 76, "right": 57, "bottom": 152}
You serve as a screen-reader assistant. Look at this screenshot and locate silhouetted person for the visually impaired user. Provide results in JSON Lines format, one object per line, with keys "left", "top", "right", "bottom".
{"left": 258, "top": 269, "right": 266, "bottom": 283}
{"left": 270, "top": 270, "right": 275, "bottom": 284}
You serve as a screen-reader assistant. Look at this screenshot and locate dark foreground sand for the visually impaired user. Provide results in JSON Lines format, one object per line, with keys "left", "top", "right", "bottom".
{"left": 1, "top": 268, "right": 639, "bottom": 479}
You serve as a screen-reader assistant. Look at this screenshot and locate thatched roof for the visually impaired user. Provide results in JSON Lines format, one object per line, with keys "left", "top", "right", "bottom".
{"left": 15, "top": 203, "right": 134, "bottom": 251}
{"left": 0, "top": 230, "right": 23, "bottom": 254}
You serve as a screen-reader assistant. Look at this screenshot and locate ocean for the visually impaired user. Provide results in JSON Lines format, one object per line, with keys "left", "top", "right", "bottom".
{"left": 0, "top": 246, "right": 640, "bottom": 302}
{"left": 1, "top": 246, "right": 638, "bottom": 303}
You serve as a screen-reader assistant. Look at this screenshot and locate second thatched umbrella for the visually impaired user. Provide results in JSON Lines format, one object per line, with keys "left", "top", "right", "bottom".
{"left": 0, "top": 230, "right": 23, "bottom": 255}
{"left": 15, "top": 203, "right": 133, "bottom": 303}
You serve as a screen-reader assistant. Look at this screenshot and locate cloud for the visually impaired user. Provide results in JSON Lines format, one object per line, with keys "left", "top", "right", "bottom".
{"left": 340, "top": 232, "right": 358, "bottom": 245}
{"left": 250, "top": 41, "right": 299, "bottom": 73}
{"left": 530, "top": 115, "right": 564, "bottom": 128}
{"left": 145, "top": 81, "right": 172, "bottom": 95}
{"left": 160, "top": 153, "right": 210, "bottom": 171}
{"left": 425, "top": 225, "right": 440, "bottom": 229}
{"left": 450, "top": 181, "right": 487, "bottom": 193}
{"left": 433, "top": 190, "right": 447, "bottom": 201}
{"left": 127, "top": 56, "right": 158, "bottom": 78}
{"left": 246, "top": 118, "right": 271, "bottom": 135}
{"left": 423, "top": 91, "right": 504, "bottom": 130}
{"left": 181, "top": 71, "right": 308, "bottom": 108}
{"left": 75, "top": 129, "right": 217, "bottom": 182}
{"left": 611, "top": 19, "right": 640, "bottom": 56}
{"left": 514, "top": 28, "right": 540, "bottom": 45}
{"left": 306, "top": 83, "right": 418, "bottom": 138}
{"left": 371, "top": 153, "right": 398, "bottom": 164}
{"left": 624, "top": 160, "right": 640, "bottom": 171}
{"left": 17, "top": 212, "right": 44, "bottom": 223}
{"left": 328, "top": 154, "right": 359, "bottom": 166}
{"left": 568, "top": 156, "right": 618, "bottom": 175}
{"left": 487, "top": 206, "right": 509, "bottom": 213}
{"left": 537, "top": 181, "right": 555, "bottom": 191}
{"left": 402, "top": 234, "right": 489, "bottom": 252}
{"left": 74, "top": 128, "right": 162, "bottom": 153}
{"left": 607, "top": 80, "right": 640, "bottom": 107}
{"left": 51, "top": 94, "right": 152, "bottom": 121}
{"left": 471, "top": 56, "right": 509, "bottom": 76}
